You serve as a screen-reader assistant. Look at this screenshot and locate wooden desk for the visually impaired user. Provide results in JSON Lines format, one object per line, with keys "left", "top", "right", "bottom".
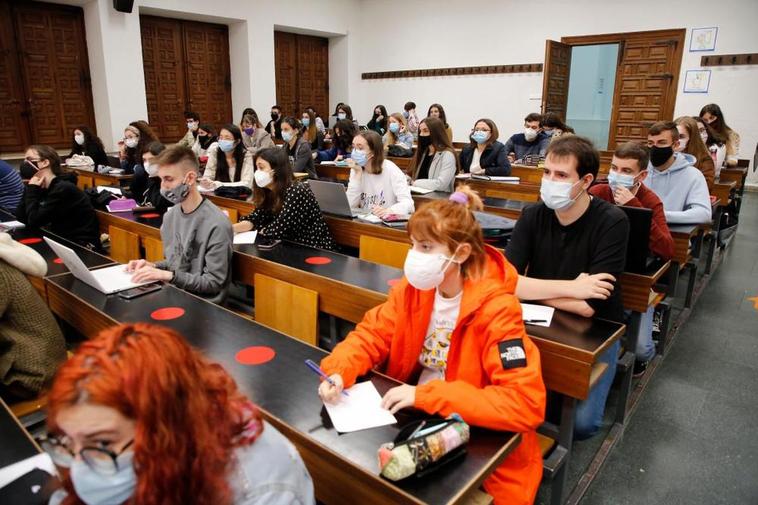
{"left": 618, "top": 260, "right": 671, "bottom": 313}
{"left": 462, "top": 179, "right": 541, "bottom": 203}
{"left": 316, "top": 163, "right": 350, "bottom": 181}
{"left": 67, "top": 167, "right": 133, "bottom": 189}
{"left": 44, "top": 274, "right": 519, "bottom": 505}
{"left": 413, "top": 191, "right": 526, "bottom": 220}
{"left": 712, "top": 180, "right": 736, "bottom": 206}
{"left": 669, "top": 224, "right": 699, "bottom": 266}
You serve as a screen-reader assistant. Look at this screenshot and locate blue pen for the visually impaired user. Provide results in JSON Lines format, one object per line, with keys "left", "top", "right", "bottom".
{"left": 305, "top": 359, "right": 349, "bottom": 397}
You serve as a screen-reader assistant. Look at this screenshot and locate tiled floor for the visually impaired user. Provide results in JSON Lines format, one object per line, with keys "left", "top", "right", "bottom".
{"left": 581, "top": 192, "right": 758, "bottom": 504}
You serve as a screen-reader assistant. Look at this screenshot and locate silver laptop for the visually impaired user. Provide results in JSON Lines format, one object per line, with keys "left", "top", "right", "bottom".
{"left": 43, "top": 237, "right": 155, "bottom": 294}
{"left": 308, "top": 180, "right": 364, "bottom": 218}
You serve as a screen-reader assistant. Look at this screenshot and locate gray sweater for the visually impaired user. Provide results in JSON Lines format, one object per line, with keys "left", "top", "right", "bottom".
{"left": 156, "top": 199, "right": 233, "bottom": 303}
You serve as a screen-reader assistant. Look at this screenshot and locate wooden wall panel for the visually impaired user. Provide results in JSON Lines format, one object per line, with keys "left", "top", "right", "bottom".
{"left": 183, "top": 21, "right": 232, "bottom": 128}
{"left": 0, "top": 1, "right": 27, "bottom": 152}
{"left": 296, "top": 34, "right": 329, "bottom": 121}
{"left": 274, "top": 31, "right": 298, "bottom": 117}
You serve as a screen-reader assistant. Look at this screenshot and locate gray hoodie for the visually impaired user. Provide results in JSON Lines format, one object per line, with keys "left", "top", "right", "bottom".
{"left": 646, "top": 152, "right": 712, "bottom": 225}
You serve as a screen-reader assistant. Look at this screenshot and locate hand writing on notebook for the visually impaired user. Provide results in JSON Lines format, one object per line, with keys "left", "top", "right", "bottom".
{"left": 318, "top": 374, "right": 345, "bottom": 403}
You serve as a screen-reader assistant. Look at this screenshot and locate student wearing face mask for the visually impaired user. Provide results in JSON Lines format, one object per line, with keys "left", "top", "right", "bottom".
{"left": 693, "top": 116, "right": 726, "bottom": 176}
{"left": 234, "top": 147, "right": 335, "bottom": 250}
{"left": 541, "top": 112, "right": 574, "bottom": 144}
{"left": 44, "top": 323, "right": 315, "bottom": 505}
{"left": 503, "top": 113, "right": 550, "bottom": 163}
{"left": 333, "top": 104, "right": 358, "bottom": 127}
{"left": 506, "top": 135, "right": 629, "bottom": 439}
{"left": 304, "top": 106, "right": 326, "bottom": 133}
{"left": 281, "top": 117, "right": 316, "bottom": 179}
{"left": 240, "top": 113, "right": 275, "bottom": 154}
{"left": 346, "top": 131, "right": 414, "bottom": 217}
{"left": 404, "top": 101, "right": 420, "bottom": 137}
{"left": 589, "top": 142, "right": 674, "bottom": 376}
{"left": 410, "top": 117, "right": 458, "bottom": 192}
{"left": 200, "top": 125, "right": 255, "bottom": 189}
{"left": 301, "top": 109, "right": 324, "bottom": 151}
{"left": 16, "top": 145, "right": 100, "bottom": 249}
{"left": 383, "top": 113, "right": 414, "bottom": 155}
{"left": 459, "top": 118, "right": 511, "bottom": 176}
{"left": 265, "top": 105, "right": 283, "bottom": 140}
{"left": 316, "top": 119, "right": 357, "bottom": 162}
{"left": 177, "top": 111, "right": 200, "bottom": 148}
{"left": 0, "top": 159, "right": 23, "bottom": 212}
{"left": 133, "top": 141, "right": 172, "bottom": 213}
{"left": 426, "top": 103, "right": 453, "bottom": 141}
{"left": 126, "top": 146, "right": 233, "bottom": 303}
{"left": 67, "top": 125, "right": 108, "bottom": 168}
{"left": 192, "top": 123, "right": 218, "bottom": 158}
{"left": 675, "top": 116, "right": 715, "bottom": 191}
{"left": 318, "top": 187, "right": 546, "bottom": 505}
{"left": 700, "top": 103, "right": 740, "bottom": 167}
{"left": 645, "top": 121, "right": 711, "bottom": 225}
{"left": 366, "top": 104, "right": 388, "bottom": 135}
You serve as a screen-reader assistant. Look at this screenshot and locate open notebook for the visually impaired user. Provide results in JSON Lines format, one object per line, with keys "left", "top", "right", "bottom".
{"left": 43, "top": 237, "right": 155, "bottom": 294}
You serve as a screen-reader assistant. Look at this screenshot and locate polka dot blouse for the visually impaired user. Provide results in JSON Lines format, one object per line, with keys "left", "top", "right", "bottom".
{"left": 240, "top": 182, "right": 337, "bottom": 251}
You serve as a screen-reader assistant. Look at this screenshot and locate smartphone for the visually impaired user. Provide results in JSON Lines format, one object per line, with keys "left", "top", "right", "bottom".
{"left": 256, "top": 236, "right": 281, "bottom": 250}
{"left": 118, "top": 283, "right": 162, "bottom": 299}
{"left": 382, "top": 214, "right": 409, "bottom": 223}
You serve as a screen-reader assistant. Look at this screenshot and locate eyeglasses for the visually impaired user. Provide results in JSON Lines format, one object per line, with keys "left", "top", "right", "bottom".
{"left": 24, "top": 158, "right": 41, "bottom": 163}
{"left": 472, "top": 128, "right": 491, "bottom": 133}
{"left": 39, "top": 436, "right": 134, "bottom": 476}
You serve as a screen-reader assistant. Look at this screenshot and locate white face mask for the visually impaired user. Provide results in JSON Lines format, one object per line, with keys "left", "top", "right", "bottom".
{"left": 337, "top": 112, "right": 347, "bottom": 121}
{"left": 254, "top": 169, "right": 273, "bottom": 187}
{"left": 124, "top": 137, "right": 138, "bottom": 149}
{"left": 74, "top": 134, "right": 85, "bottom": 146}
{"left": 540, "top": 178, "right": 583, "bottom": 211}
{"left": 144, "top": 162, "right": 159, "bottom": 177}
{"left": 677, "top": 138, "right": 688, "bottom": 152}
{"left": 524, "top": 128, "right": 539, "bottom": 142}
{"left": 403, "top": 247, "right": 460, "bottom": 291}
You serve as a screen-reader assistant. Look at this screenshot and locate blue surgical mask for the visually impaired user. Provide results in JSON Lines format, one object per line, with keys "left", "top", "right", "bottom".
{"left": 540, "top": 178, "right": 582, "bottom": 211}
{"left": 282, "top": 130, "right": 294, "bottom": 143}
{"left": 402, "top": 111, "right": 410, "bottom": 119}
{"left": 389, "top": 123, "right": 400, "bottom": 134}
{"left": 351, "top": 149, "right": 369, "bottom": 167}
{"left": 71, "top": 451, "right": 136, "bottom": 505}
{"left": 218, "top": 139, "right": 235, "bottom": 153}
{"left": 471, "top": 131, "right": 490, "bottom": 144}
{"left": 543, "top": 128, "right": 555, "bottom": 137}
{"left": 608, "top": 171, "right": 636, "bottom": 189}
{"left": 302, "top": 118, "right": 310, "bottom": 127}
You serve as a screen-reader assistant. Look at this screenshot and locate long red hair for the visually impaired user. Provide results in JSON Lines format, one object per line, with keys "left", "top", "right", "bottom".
{"left": 47, "top": 323, "right": 262, "bottom": 505}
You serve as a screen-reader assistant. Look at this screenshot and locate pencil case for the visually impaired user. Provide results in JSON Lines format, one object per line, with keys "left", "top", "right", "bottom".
{"left": 378, "top": 413, "right": 469, "bottom": 481}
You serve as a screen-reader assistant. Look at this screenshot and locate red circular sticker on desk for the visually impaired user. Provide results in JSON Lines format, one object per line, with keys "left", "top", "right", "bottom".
{"left": 150, "top": 307, "right": 185, "bottom": 320}
{"left": 387, "top": 278, "right": 402, "bottom": 287}
{"left": 140, "top": 213, "right": 161, "bottom": 219}
{"left": 19, "top": 238, "right": 42, "bottom": 245}
{"left": 305, "top": 256, "right": 332, "bottom": 265}
{"left": 235, "top": 346, "right": 276, "bottom": 365}
{"left": 53, "top": 258, "right": 64, "bottom": 264}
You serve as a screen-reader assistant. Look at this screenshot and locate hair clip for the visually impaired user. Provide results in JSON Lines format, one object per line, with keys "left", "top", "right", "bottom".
{"left": 449, "top": 192, "right": 468, "bottom": 205}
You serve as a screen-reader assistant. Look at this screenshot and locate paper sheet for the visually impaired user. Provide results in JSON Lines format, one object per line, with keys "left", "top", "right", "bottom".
{"left": 521, "top": 303, "right": 555, "bottom": 327}
{"left": 323, "top": 381, "right": 397, "bottom": 433}
{"left": 409, "top": 186, "right": 434, "bottom": 194}
{"left": 472, "top": 176, "right": 520, "bottom": 183}
{"left": 455, "top": 173, "right": 472, "bottom": 179}
{"left": 97, "top": 186, "right": 122, "bottom": 195}
{"left": 198, "top": 185, "right": 216, "bottom": 193}
{"left": 0, "top": 453, "right": 57, "bottom": 489}
{"left": 356, "top": 214, "right": 382, "bottom": 224}
{"left": 0, "top": 220, "right": 25, "bottom": 230}
{"left": 233, "top": 230, "right": 258, "bottom": 245}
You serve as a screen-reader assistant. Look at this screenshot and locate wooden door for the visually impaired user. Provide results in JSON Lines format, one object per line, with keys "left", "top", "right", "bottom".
{"left": 12, "top": 0, "right": 95, "bottom": 149}
{"left": 274, "top": 31, "right": 298, "bottom": 117}
{"left": 541, "top": 40, "right": 572, "bottom": 119}
{"left": 274, "top": 31, "right": 329, "bottom": 118}
{"left": 140, "top": 16, "right": 186, "bottom": 142}
{"left": 0, "top": 1, "right": 28, "bottom": 152}
{"left": 610, "top": 36, "right": 683, "bottom": 146}
{"left": 296, "top": 35, "right": 329, "bottom": 120}
{"left": 182, "top": 21, "right": 232, "bottom": 129}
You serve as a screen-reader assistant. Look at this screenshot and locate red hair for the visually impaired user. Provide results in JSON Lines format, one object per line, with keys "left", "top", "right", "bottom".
{"left": 47, "top": 323, "right": 262, "bottom": 505}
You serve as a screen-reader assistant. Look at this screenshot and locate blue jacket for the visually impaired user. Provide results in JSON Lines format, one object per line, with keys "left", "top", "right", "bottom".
{"left": 0, "top": 160, "right": 23, "bottom": 212}
{"left": 503, "top": 132, "right": 550, "bottom": 160}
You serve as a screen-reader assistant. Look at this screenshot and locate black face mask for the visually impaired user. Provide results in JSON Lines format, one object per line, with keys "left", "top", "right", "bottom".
{"left": 649, "top": 145, "right": 674, "bottom": 167}
{"left": 417, "top": 135, "right": 432, "bottom": 152}
{"left": 20, "top": 161, "right": 39, "bottom": 180}
{"left": 271, "top": 112, "right": 279, "bottom": 120}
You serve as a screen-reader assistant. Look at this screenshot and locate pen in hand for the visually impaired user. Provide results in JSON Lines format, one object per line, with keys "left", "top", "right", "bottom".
{"left": 305, "top": 359, "right": 349, "bottom": 397}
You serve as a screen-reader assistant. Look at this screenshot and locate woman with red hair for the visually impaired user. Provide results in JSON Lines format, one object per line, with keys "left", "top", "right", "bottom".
{"left": 44, "top": 323, "right": 314, "bottom": 505}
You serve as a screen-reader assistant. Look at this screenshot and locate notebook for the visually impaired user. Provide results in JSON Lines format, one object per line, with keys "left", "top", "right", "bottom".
{"left": 43, "top": 237, "right": 155, "bottom": 294}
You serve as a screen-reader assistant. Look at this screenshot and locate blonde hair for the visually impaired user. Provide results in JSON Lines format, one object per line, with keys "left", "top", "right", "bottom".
{"left": 384, "top": 112, "right": 408, "bottom": 146}
{"left": 407, "top": 184, "right": 486, "bottom": 279}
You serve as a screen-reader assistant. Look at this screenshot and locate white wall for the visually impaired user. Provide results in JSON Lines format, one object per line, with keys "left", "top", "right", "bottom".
{"left": 350, "top": 0, "right": 758, "bottom": 185}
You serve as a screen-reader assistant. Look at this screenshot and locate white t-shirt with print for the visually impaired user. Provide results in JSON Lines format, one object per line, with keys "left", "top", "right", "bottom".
{"left": 417, "top": 289, "right": 462, "bottom": 385}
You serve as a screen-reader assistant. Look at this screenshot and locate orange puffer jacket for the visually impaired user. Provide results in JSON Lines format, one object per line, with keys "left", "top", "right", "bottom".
{"left": 321, "top": 245, "right": 546, "bottom": 504}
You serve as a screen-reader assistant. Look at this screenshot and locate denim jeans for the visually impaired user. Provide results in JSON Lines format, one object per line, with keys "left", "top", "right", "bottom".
{"left": 574, "top": 339, "right": 620, "bottom": 440}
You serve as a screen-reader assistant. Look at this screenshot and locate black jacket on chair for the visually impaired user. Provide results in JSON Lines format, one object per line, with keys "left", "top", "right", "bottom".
{"left": 459, "top": 141, "right": 511, "bottom": 176}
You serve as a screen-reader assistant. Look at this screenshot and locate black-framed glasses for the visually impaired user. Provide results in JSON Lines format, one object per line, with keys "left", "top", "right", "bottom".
{"left": 39, "top": 436, "right": 134, "bottom": 476}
